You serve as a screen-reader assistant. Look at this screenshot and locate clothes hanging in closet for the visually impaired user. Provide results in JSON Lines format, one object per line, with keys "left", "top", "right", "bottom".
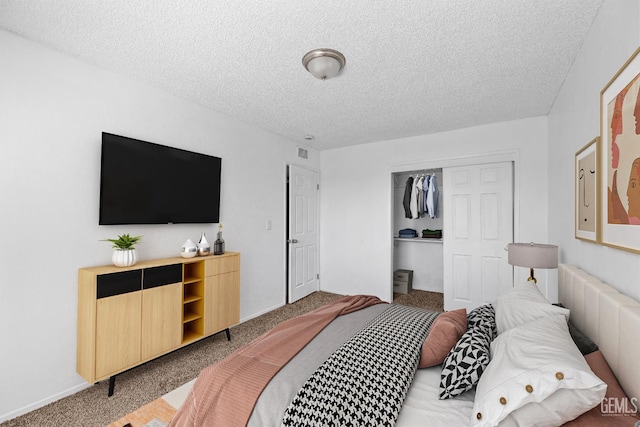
{"left": 401, "top": 173, "right": 439, "bottom": 220}
{"left": 403, "top": 176, "right": 414, "bottom": 218}
{"left": 416, "top": 176, "right": 425, "bottom": 217}
{"left": 410, "top": 177, "right": 420, "bottom": 219}
{"left": 422, "top": 175, "right": 431, "bottom": 214}
{"left": 416, "top": 176, "right": 425, "bottom": 218}
{"left": 427, "top": 174, "right": 439, "bottom": 219}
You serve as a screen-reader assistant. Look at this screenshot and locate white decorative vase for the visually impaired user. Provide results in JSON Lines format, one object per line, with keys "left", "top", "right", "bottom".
{"left": 112, "top": 249, "right": 138, "bottom": 267}
{"left": 181, "top": 239, "right": 198, "bottom": 258}
{"left": 197, "top": 232, "right": 211, "bottom": 256}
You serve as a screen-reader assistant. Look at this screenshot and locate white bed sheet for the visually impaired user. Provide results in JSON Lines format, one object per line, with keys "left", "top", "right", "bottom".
{"left": 396, "top": 366, "right": 475, "bottom": 427}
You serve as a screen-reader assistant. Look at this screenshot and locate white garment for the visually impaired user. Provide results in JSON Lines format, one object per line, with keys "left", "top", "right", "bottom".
{"left": 410, "top": 177, "right": 419, "bottom": 219}
{"left": 426, "top": 174, "right": 439, "bottom": 219}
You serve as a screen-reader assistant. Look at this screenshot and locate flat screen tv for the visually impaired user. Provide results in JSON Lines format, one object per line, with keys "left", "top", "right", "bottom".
{"left": 99, "top": 132, "right": 221, "bottom": 225}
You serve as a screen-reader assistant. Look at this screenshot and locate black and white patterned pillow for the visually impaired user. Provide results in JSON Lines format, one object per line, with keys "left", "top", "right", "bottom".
{"left": 439, "top": 321, "right": 493, "bottom": 399}
{"left": 467, "top": 303, "right": 497, "bottom": 339}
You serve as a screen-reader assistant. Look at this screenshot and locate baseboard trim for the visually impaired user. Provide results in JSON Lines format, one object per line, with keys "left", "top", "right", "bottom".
{"left": 0, "top": 382, "right": 91, "bottom": 423}
{"left": 409, "top": 287, "right": 444, "bottom": 294}
{"left": 240, "top": 302, "right": 285, "bottom": 323}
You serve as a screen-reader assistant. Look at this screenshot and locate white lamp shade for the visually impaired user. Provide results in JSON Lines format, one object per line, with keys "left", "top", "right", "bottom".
{"left": 507, "top": 243, "right": 558, "bottom": 269}
{"left": 306, "top": 56, "right": 341, "bottom": 80}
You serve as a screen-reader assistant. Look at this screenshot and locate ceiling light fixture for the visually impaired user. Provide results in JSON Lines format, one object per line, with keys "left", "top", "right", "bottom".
{"left": 302, "top": 48, "right": 346, "bottom": 80}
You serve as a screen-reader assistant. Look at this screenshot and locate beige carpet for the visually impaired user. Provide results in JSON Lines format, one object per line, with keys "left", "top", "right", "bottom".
{"left": 1, "top": 290, "right": 443, "bottom": 427}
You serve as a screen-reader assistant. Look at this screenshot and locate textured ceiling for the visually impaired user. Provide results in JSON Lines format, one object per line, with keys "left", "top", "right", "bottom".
{"left": 0, "top": 0, "right": 603, "bottom": 150}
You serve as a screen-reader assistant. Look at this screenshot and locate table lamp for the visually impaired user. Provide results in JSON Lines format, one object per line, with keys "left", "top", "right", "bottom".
{"left": 507, "top": 242, "right": 558, "bottom": 283}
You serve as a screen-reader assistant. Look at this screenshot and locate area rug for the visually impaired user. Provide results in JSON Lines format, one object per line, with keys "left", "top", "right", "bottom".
{"left": 108, "top": 380, "right": 193, "bottom": 427}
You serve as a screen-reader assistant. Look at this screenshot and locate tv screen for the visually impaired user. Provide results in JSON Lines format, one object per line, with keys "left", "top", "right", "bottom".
{"left": 99, "top": 132, "right": 221, "bottom": 225}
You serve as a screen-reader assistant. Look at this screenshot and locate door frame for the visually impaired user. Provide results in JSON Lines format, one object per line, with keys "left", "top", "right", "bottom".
{"left": 285, "top": 163, "right": 321, "bottom": 303}
{"left": 387, "top": 150, "right": 521, "bottom": 303}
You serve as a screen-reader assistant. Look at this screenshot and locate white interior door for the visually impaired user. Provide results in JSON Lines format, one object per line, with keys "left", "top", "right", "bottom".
{"left": 443, "top": 162, "right": 513, "bottom": 311}
{"left": 287, "top": 164, "right": 319, "bottom": 303}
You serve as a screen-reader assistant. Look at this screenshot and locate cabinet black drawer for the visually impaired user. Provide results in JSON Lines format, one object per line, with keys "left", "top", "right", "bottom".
{"left": 143, "top": 264, "right": 182, "bottom": 289}
{"left": 97, "top": 270, "right": 142, "bottom": 298}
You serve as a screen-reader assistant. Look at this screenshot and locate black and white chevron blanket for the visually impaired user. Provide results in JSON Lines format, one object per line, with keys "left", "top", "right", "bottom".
{"left": 281, "top": 304, "right": 439, "bottom": 427}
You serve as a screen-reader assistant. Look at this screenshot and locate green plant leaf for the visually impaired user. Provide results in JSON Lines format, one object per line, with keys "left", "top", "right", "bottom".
{"left": 101, "top": 233, "right": 142, "bottom": 250}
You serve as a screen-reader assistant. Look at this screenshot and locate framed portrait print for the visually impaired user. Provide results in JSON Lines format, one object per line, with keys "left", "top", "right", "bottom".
{"left": 600, "top": 46, "right": 640, "bottom": 253}
{"left": 575, "top": 137, "right": 598, "bottom": 243}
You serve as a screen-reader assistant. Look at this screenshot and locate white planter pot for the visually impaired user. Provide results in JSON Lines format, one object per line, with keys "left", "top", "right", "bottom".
{"left": 112, "top": 249, "right": 138, "bottom": 267}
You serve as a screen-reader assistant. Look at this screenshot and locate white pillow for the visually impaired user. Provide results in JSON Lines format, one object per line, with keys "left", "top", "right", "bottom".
{"left": 470, "top": 314, "right": 606, "bottom": 427}
{"left": 495, "top": 284, "right": 570, "bottom": 334}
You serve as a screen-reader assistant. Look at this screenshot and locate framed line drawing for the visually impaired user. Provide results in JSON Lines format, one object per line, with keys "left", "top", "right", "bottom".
{"left": 600, "top": 46, "right": 640, "bottom": 253}
{"left": 575, "top": 137, "right": 598, "bottom": 243}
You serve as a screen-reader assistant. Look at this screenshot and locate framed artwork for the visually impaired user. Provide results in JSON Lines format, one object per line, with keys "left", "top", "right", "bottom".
{"left": 600, "top": 46, "right": 640, "bottom": 253}
{"left": 575, "top": 137, "right": 598, "bottom": 243}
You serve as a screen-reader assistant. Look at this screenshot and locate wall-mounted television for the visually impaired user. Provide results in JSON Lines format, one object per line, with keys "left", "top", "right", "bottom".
{"left": 99, "top": 132, "right": 221, "bottom": 225}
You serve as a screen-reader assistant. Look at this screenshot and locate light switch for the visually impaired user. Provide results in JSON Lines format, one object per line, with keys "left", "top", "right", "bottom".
{"left": 266, "top": 220, "right": 272, "bottom": 230}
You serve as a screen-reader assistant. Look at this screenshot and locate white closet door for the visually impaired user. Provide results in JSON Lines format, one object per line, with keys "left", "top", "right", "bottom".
{"left": 443, "top": 162, "right": 513, "bottom": 311}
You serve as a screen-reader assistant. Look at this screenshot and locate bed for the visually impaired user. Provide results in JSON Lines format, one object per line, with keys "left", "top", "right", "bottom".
{"left": 166, "top": 264, "right": 640, "bottom": 426}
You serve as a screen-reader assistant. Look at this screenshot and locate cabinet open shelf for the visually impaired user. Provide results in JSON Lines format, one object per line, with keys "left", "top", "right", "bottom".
{"left": 183, "top": 293, "right": 201, "bottom": 304}
{"left": 183, "top": 261, "right": 204, "bottom": 284}
{"left": 183, "top": 282, "right": 203, "bottom": 345}
{"left": 183, "top": 281, "right": 203, "bottom": 302}
{"left": 183, "top": 319, "right": 204, "bottom": 344}
{"left": 183, "top": 311, "right": 202, "bottom": 323}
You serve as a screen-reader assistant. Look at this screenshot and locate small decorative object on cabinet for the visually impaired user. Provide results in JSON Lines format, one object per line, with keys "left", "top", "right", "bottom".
{"left": 101, "top": 234, "right": 141, "bottom": 267}
{"left": 112, "top": 249, "right": 138, "bottom": 267}
{"left": 197, "top": 232, "right": 211, "bottom": 256}
{"left": 214, "top": 224, "right": 225, "bottom": 255}
{"left": 181, "top": 239, "right": 197, "bottom": 258}
{"left": 77, "top": 252, "right": 240, "bottom": 396}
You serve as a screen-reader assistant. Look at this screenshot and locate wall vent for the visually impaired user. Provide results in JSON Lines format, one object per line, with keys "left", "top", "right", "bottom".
{"left": 297, "top": 147, "right": 308, "bottom": 159}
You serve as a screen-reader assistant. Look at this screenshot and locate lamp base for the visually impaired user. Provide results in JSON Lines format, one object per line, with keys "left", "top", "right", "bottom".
{"left": 527, "top": 267, "right": 537, "bottom": 284}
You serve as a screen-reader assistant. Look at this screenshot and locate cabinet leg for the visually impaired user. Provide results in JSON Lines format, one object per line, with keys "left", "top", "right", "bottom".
{"left": 225, "top": 328, "right": 231, "bottom": 341}
{"left": 108, "top": 375, "right": 116, "bottom": 397}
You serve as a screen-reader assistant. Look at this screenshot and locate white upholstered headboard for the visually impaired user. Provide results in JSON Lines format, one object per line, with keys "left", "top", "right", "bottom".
{"left": 558, "top": 263, "right": 640, "bottom": 402}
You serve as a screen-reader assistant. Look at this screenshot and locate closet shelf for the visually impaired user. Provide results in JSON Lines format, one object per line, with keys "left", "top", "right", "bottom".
{"left": 393, "top": 237, "right": 443, "bottom": 243}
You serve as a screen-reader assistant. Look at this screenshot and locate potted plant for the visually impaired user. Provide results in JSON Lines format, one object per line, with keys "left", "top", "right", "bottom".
{"left": 102, "top": 234, "right": 142, "bottom": 267}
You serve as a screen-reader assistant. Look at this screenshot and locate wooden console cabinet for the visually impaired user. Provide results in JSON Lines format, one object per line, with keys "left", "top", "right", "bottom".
{"left": 77, "top": 252, "right": 240, "bottom": 393}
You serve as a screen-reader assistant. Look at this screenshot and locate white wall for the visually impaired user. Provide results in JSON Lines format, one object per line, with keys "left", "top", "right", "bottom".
{"left": 0, "top": 29, "right": 318, "bottom": 421}
{"left": 320, "top": 116, "right": 550, "bottom": 302}
{"left": 548, "top": 0, "right": 640, "bottom": 301}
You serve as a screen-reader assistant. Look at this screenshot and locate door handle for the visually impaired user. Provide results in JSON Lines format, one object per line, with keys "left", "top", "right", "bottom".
{"left": 288, "top": 239, "right": 298, "bottom": 244}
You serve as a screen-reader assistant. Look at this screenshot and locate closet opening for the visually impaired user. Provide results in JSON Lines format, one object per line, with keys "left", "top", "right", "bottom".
{"left": 392, "top": 168, "right": 444, "bottom": 297}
